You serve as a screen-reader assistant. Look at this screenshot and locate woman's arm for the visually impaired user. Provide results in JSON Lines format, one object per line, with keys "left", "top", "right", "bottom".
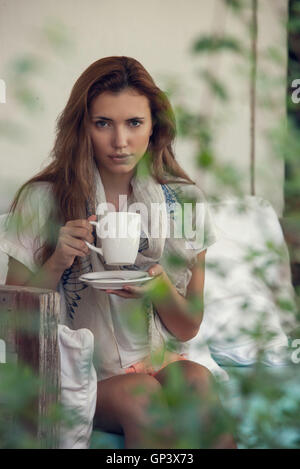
{"left": 107, "top": 249, "right": 206, "bottom": 342}
{"left": 6, "top": 256, "right": 66, "bottom": 291}
{"left": 5, "top": 216, "right": 97, "bottom": 291}
{"left": 150, "top": 250, "right": 206, "bottom": 342}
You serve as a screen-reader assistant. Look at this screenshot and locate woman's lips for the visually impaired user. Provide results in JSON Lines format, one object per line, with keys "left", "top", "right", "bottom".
{"left": 109, "top": 154, "right": 132, "bottom": 163}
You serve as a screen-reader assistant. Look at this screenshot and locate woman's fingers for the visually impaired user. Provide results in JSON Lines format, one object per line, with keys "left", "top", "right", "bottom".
{"left": 51, "top": 217, "right": 97, "bottom": 270}
{"left": 148, "top": 264, "right": 164, "bottom": 277}
{"left": 105, "top": 269, "right": 165, "bottom": 299}
{"left": 62, "top": 225, "right": 94, "bottom": 243}
{"left": 123, "top": 285, "right": 145, "bottom": 295}
{"left": 66, "top": 219, "right": 94, "bottom": 230}
{"left": 105, "top": 285, "right": 147, "bottom": 299}
{"left": 105, "top": 289, "right": 135, "bottom": 298}
{"left": 65, "top": 244, "right": 88, "bottom": 258}
{"left": 60, "top": 233, "right": 89, "bottom": 255}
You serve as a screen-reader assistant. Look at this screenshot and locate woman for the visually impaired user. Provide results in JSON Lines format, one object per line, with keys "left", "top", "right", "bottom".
{"left": 3, "top": 56, "right": 236, "bottom": 449}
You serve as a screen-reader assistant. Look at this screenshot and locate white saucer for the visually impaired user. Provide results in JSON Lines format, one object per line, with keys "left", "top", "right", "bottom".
{"left": 78, "top": 271, "right": 152, "bottom": 290}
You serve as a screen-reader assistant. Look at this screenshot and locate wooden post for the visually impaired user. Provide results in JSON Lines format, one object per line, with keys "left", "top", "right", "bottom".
{"left": 0, "top": 285, "right": 61, "bottom": 448}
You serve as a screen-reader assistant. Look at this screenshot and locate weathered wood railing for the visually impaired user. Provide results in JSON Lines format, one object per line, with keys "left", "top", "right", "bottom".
{"left": 0, "top": 285, "right": 61, "bottom": 448}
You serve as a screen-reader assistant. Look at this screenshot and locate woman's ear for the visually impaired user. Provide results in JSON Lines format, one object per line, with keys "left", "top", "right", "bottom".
{"left": 150, "top": 123, "right": 155, "bottom": 138}
{"left": 150, "top": 116, "right": 157, "bottom": 136}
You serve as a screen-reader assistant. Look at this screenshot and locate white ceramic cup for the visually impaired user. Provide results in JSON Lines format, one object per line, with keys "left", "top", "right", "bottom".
{"left": 85, "top": 212, "right": 141, "bottom": 265}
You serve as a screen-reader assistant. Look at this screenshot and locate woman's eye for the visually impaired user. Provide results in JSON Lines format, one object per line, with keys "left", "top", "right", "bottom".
{"left": 95, "top": 120, "right": 142, "bottom": 128}
{"left": 95, "top": 121, "right": 108, "bottom": 128}
{"left": 130, "top": 120, "right": 142, "bottom": 127}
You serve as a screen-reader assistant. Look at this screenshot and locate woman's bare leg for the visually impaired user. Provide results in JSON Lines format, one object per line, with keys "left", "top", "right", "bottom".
{"left": 94, "top": 362, "right": 237, "bottom": 449}
{"left": 154, "top": 359, "right": 237, "bottom": 449}
{"left": 94, "top": 373, "right": 165, "bottom": 449}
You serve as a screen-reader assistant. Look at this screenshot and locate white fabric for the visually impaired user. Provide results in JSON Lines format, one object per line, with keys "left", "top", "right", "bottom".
{"left": 0, "top": 183, "right": 55, "bottom": 273}
{"left": 196, "top": 195, "right": 298, "bottom": 366}
{"left": 67, "top": 167, "right": 220, "bottom": 379}
{"left": 187, "top": 341, "right": 229, "bottom": 381}
{"left": 58, "top": 325, "right": 97, "bottom": 449}
{"left": 0, "top": 173, "right": 221, "bottom": 381}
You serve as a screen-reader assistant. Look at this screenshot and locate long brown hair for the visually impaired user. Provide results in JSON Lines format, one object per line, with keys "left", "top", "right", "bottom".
{"left": 9, "top": 56, "right": 194, "bottom": 265}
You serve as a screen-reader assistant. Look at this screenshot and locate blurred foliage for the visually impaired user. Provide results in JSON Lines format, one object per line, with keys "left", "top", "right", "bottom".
{"left": 0, "top": 17, "right": 74, "bottom": 141}
{"left": 198, "top": 70, "right": 229, "bottom": 101}
{"left": 42, "top": 18, "right": 74, "bottom": 53}
{"left": 0, "top": 361, "right": 67, "bottom": 449}
{"left": 0, "top": 307, "right": 78, "bottom": 449}
{"left": 1, "top": 0, "right": 300, "bottom": 450}
{"left": 192, "top": 35, "right": 243, "bottom": 55}
{"left": 142, "top": 364, "right": 235, "bottom": 449}
{"left": 0, "top": 362, "right": 41, "bottom": 449}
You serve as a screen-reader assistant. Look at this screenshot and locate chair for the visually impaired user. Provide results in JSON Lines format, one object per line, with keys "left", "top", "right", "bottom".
{"left": 0, "top": 285, "right": 61, "bottom": 448}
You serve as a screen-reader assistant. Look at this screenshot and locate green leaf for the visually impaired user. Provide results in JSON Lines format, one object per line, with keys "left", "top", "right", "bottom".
{"left": 223, "top": 0, "right": 245, "bottom": 12}
{"left": 10, "top": 56, "right": 42, "bottom": 76}
{"left": 43, "top": 19, "right": 73, "bottom": 52}
{"left": 14, "top": 86, "right": 42, "bottom": 112}
{"left": 196, "top": 148, "right": 215, "bottom": 168}
{"left": 191, "top": 35, "right": 242, "bottom": 55}
{"left": 199, "top": 70, "right": 229, "bottom": 101}
{"left": 165, "top": 253, "right": 187, "bottom": 268}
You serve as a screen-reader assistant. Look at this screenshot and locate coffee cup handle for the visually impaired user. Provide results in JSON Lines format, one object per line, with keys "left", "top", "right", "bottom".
{"left": 84, "top": 221, "right": 103, "bottom": 256}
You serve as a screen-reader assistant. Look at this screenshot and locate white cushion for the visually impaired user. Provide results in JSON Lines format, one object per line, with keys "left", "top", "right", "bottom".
{"left": 58, "top": 325, "right": 97, "bottom": 449}
{"left": 197, "top": 195, "right": 298, "bottom": 366}
{"left": 187, "top": 341, "right": 229, "bottom": 381}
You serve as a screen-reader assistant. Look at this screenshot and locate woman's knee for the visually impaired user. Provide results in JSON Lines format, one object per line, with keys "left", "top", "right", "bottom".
{"left": 114, "top": 372, "right": 160, "bottom": 397}
{"left": 95, "top": 373, "right": 162, "bottom": 434}
{"left": 113, "top": 374, "right": 162, "bottom": 425}
{"left": 174, "top": 360, "right": 214, "bottom": 394}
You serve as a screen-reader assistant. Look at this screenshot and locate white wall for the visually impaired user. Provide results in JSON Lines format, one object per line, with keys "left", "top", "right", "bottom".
{"left": 0, "top": 0, "right": 288, "bottom": 215}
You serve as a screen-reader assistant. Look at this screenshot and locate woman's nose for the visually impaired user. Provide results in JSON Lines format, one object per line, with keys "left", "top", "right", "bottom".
{"left": 112, "top": 127, "right": 128, "bottom": 149}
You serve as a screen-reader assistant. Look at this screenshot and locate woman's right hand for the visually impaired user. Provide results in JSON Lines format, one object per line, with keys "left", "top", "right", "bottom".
{"left": 50, "top": 215, "right": 97, "bottom": 272}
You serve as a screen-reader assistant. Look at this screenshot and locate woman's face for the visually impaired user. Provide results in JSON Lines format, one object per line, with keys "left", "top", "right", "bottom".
{"left": 88, "top": 88, "right": 153, "bottom": 177}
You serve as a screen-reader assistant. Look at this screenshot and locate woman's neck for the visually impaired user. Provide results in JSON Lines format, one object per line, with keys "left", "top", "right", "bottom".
{"left": 98, "top": 166, "right": 133, "bottom": 196}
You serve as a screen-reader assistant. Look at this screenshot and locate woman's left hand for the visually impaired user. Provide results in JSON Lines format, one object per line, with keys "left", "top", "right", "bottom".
{"left": 105, "top": 264, "right": 165, "bottom": 299}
